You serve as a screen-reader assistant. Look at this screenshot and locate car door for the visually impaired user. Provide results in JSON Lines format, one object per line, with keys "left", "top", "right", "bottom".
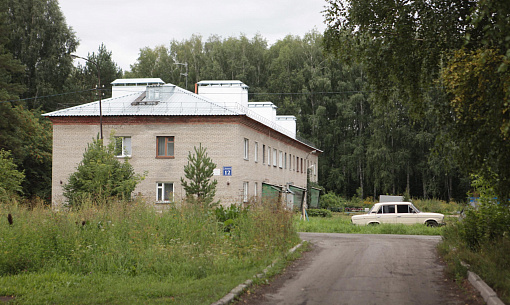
{"left": 376, "top": 204, "right": 396, "bottom": 224}
{"left": 396, "top": 204, "right": 418, "bottom": 224}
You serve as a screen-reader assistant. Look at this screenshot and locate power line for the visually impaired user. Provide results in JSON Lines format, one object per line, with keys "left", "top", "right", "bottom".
{"left": 0, "top": 86, "right": 446, "bottom": 105}
{"left": 0, "top": 88, "right": 98, "bottom": 105}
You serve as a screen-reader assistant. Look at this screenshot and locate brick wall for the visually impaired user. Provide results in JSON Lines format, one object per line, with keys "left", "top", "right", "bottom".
{"left": 50, "top": 115, "right": 319, "bottom": 207}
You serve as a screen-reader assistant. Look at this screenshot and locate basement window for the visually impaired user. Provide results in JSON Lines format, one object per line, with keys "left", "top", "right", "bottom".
{"left": 156, "top": 182, "right": 174, "bottom": 202}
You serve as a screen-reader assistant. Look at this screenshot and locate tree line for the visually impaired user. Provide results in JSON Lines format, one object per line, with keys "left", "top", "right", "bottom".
{"left": 126, "top": 31, "right": 470, "bottom": 201}
{"left": 4, "top": 0, "right": 508, "bottom": 203}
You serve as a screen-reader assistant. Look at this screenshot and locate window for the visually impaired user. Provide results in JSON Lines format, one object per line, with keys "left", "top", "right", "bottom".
{"left": 156, "top": 182, "right": 174, "bottom": 202}
{"left": 273, "top": 148, "right": 277, "bottom": 167}
{"left": 267, "top": 147, "right": 271, "bottom": 166}
{"left": 254, "top": 142, "right": 258, "bottom": 162}
{"left": 157, "top": 136, "right": 174, "bottom": 158}
{"left": 397, "top": 204, "right": 416, "bottom": 213}
{"left": 262, "top": 144, "right": 266, "bottom": 164}
{"left": 114, "top": 136, "right": 131, "bottom": 157}
{"left": 284, "top": 152, "right": 287, "bottom": 169}
{"left": 254, "top": 182, "right": 258, "bottom": 199}
{"left": 243, "top": 181, "right": 249, "bottom": 202}
{"left": 244, "top": 138, "right": 249, "bottom": 160}
{"left": 378, "top": 205, "right": 396, "bottom": 214}
{"left": 279, "top": 151, "right": 283, "bottom": 168}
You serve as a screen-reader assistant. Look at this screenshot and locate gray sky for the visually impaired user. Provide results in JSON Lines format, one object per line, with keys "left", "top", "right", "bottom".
{"left": 59, "top": 0, "right": 328, "bottom": 72}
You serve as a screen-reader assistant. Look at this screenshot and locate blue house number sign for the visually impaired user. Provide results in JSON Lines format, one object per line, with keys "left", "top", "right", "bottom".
{"left": 223, "top": 166, "right": 232, "bottom": 176}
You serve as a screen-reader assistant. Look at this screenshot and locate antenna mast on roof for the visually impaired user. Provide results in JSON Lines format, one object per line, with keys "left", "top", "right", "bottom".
{"left": 174, "top": 62, "right": 188, "bottom": 90}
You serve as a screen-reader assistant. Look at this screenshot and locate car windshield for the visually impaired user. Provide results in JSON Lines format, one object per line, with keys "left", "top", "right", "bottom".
{"left": 367, "top": 206, "right": 375, "bottom": 214}
{"left": 410, "top": 203, "right": 420, "bottom": 213}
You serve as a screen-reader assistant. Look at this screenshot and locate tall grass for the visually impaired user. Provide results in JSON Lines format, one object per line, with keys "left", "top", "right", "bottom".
{"left": 0, "top": 199, "right": 299, "bottom": 304}
{"left": 296, "top": 213, "right": 444, "bottom": 235}
{"left": 439, "top": 211, "right": 510, "bottom": 303}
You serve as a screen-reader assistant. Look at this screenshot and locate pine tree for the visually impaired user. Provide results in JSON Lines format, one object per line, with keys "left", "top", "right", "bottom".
{"left": 180, "top": 144, "right": 218, "bottom": 206}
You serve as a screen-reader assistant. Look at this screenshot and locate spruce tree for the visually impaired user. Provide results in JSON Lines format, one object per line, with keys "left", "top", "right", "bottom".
{"left": 180, "top": 144, "right": 218, "bottom": 206}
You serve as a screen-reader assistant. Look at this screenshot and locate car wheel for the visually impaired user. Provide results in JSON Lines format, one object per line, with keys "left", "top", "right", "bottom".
{"left": 368, "top": 222, "right": 379, "bottom": 226}
{"left": 426, "top": 220, "right": 438, "bottom": 227}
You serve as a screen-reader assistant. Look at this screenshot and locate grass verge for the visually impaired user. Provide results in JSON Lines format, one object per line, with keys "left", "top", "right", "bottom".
{"left": 438, "top": 217, "right": 510, "bottom": 304}
{"left": 0, "top": 200, "right": 300, "bottom": 304}
{"left": 295, "top": 213, "right": 445, "bottom": 235}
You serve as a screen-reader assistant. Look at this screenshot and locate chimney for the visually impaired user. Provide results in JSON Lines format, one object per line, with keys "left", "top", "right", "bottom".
{"left": 196, "top": 80, "right": 249, "bottom": 109}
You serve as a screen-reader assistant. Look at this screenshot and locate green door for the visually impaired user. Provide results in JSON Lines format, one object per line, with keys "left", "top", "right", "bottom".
{"left": 262, "top": 183, "right": 281, "bottom": 204}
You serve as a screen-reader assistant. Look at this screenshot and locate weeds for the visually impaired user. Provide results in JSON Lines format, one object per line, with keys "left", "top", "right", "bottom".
{"left": 0, "top": 199, "right": 298, "bottom": 304}
{"left": 296, "top": 213, "right": 444, "bottom": 235}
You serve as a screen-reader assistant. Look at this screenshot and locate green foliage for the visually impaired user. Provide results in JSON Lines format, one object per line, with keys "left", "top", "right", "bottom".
{"left": 319, "top": 191, "right": 344, "bottom": 209}
{"left": 324, "top": 0, "right": 510, "bottom": 201}
{"left": 5, "top": 0, "right": 78, "bottom": 111}
{"left": 0, "top": 149, "right": 24, "bottom": 198}
{"left": 0, "top": 104, "right": 52, "bottom": 199}
{"left": 180, "top": 144, "right": 218, "bottom": 206}
{"left": 0, "top": 198, "right": 299, "bottom": 304}
{"left": 442, "top": 49, "right": 510, "bottom": 198}
{"left": 214, "top": 204, "right": 249, "bottom": 232}
{"left": 439, "top": 175, "right": 510, "bottom": 303}
{"left": 0, "top": 1, "right": 24, "bottom": 102}
{"left": 63, "top": 134, "right": 145, "bottom": 206}
{"left": 306, "top": 209, "right": 332, "bottom": 218}
{"left": 128, "top": 31, "right": 469, "bottom": 201}
{"left": 440, "top": 218, "right": 510, "bottom": 303}
{"left": 296, "top": 213, "right": 443, "bottom": 235}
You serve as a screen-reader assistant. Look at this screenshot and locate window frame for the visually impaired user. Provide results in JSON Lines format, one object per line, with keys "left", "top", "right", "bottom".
{"left": 254, "top": 141, "right": 258, "bottom": 163}
{"left": 156, "top": 136, "right": 175, "bottom": 158}
{"left": 114, "top": 136, "right": 132, "bottom": 157}
{"left": 156, "top": 182, "right": 174, "bottom": 202}
{"left": 243, "top": 181, "right": 249, "bottom": 203}
{"left": 244, "top": 138, "right": 249, "bottom": 160}
{"left": 273, "top": 148, "right": 277, "bottom": 167}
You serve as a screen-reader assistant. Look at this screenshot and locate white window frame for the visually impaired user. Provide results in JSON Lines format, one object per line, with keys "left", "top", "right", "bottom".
{"left": 284, "top": 152, "right": 287, "bottom": 169}
{"left": 254, "top": 142, "right": 258, "bottom": 163}
{"left": 115, "top": 136, "right": 132, "bottom": 157}
{"left": 279, "top": 151, "right": 283, "bottom": 168}
{"left": 273, "top": 148, "right": 277, "bottom": 167}
{"left": 156, "top": 182, "right": 174, "bottom": 202}
{"left": 244, "top": 138, "right": 249, "bottom": 160}
{"left": 268, "top": 147, "right": 271, "bottom": 166}
{"left": 254, "top": 182, "right": 258, "bottom": 199}
{"left": 243, "top": 181, "right": 249, "bottom": 203}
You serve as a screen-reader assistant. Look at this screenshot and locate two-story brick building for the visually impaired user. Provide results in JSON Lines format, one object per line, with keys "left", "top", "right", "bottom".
{"left": 43, "top": 79, "right": 320, "bottom": 207}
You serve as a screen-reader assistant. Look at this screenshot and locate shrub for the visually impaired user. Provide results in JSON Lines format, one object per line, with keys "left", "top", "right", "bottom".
{"left": 307, "top": 209, "right": 332, "bottom": 218}
{"left": 214, "top": 204, "right": 248, "bottom": 232}
{"left": 63, "top": 134, "right": 145, "bottom": 206}
{"left": 0, "top": 149, "right": 25, "bottom": 200}
{"left": 319, "top": 192, "right": 344, "bottom": 209}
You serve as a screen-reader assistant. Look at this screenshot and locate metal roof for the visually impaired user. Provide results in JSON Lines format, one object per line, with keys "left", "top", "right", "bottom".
{"left": 43, "top": 82, "right": 322, "bottom": 151}
{"left": 111, "top": 78, "right": 164, "bottom": 85}
{"left": 197, "top": 80, "right": 249, "bottom": 88}
{"left": 42, "top": 84, "right": 240, "bottom": 117}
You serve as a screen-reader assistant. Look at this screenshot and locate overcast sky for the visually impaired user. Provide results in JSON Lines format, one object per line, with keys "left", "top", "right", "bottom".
{"left": 59, "top": 0, "right": 328, "bottom": 72}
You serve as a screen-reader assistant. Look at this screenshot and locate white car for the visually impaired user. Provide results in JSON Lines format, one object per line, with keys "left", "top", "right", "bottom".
{"left": 351, "top": 202, "right": 445, "bottom": 226}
